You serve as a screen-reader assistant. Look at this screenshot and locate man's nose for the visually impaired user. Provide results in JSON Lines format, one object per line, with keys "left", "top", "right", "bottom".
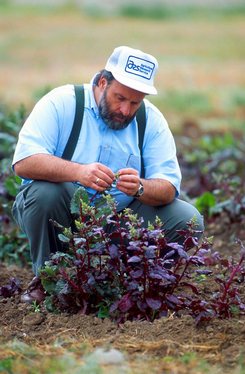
{"left": 120, "top": 102, "right": 131, "bottom": 117}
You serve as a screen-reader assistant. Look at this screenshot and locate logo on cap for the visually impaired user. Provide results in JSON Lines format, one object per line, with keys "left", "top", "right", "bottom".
{"left": 125, "top": 55, "right": 155, "bottom": 80}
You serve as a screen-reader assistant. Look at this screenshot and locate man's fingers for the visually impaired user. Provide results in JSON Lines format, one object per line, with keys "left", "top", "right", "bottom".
{"left": 118, "top": 168, "right": 139, "bottom": 177}
{"left": 83, "top": 163, "right": 114, "bottom": 188}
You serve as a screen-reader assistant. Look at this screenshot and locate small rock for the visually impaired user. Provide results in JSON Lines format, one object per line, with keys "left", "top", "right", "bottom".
{"left": 23, "top": 313, "right": 45, "bottom": 326}
{"left": 93, "top": 317, "right": 102, "bottom": 325}
{"left": 206, "top": 326, "right": 214, "bottom": 333}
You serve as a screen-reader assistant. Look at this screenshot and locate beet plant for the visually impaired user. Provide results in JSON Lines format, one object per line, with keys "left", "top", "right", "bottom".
{"left": 39, "top": 188, "right": 245, "bottom": 324}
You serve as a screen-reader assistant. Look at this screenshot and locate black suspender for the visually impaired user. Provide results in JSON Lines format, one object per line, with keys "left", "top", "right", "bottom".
{"left": 62, "top": 84, "right": 146, "bottom": 178}
{"left": 135, "top": 100, "right": 146, "bottom": 179}
{"left": 62, "top": 85, "right": 85, "bottom": 161}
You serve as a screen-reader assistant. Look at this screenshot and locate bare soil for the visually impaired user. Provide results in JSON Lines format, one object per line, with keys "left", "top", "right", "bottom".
{"left": 0, "top": 217, "right": 244, "bottom": 373}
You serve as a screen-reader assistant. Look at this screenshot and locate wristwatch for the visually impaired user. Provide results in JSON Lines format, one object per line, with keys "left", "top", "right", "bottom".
{"left": 133, "top": 181, "right": 144, "bottom": 198}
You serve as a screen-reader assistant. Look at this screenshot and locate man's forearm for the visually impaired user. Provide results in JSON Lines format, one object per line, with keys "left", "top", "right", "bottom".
{"left": 14, "top": 154, "right": 81, "bottom": 183}
{"left": 14, "top": 154, "right": 115, "bottom": 191}
{"left": 138, "top": 178, "right": 176, "bottom": 206}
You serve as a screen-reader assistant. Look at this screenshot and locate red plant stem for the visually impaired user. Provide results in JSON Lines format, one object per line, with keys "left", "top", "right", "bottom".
{"left": 113, "top": 211, "right": 126, "bottom": 249}
{"left": 70, "top": 237, "right": 78, "bottom": 258}
{"left": 101, "top": 230, "right": 110, "bottom": 251}
{"left": 59, "top": 269, "right": 81, "bottom": 292}
{"left": 142, "top": 251, "right": 148, "bottom": 298}
{"left": 171, "top": 244, "right": 200, "bottom": 293}
{"left": 99, "top": 254, "right": 102, "bottom": 273}
{"left": 78, "top": 224, "right": 91, "bottom": 268}
{"left": 86, "top": 239, "right": 91, "bottom": 268}
{"left": 219, "top": 254, "right": 244, "bottom": 304}
{"left": 89, "top": 191, "right": 100, "bottom": 204}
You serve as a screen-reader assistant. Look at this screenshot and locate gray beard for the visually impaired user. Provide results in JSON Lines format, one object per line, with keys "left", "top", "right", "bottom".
{"left": 98, "top": 91, "right": 133, "bottom": 131}
{"left": 104, "top": 121, "right": 130, "bottom": 130}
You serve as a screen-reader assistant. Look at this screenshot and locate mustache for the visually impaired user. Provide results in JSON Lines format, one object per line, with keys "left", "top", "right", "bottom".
{"left": 113, "top": 113, "right": 131, "bottom": 122}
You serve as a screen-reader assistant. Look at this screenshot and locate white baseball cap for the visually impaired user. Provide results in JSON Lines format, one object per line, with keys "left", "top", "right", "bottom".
{"left": 105, "top": 46, "right": 158, "bottom": 95}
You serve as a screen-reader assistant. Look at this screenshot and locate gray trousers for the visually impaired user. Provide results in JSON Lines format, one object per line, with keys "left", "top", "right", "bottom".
{"left": 12, "top": 181, "right": 204, "bottom": 275}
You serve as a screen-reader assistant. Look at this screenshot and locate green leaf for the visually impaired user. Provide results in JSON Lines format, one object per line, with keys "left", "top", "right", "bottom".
{"left": 40, "top": 265, "right": 57, "bottom": 277}
{"left": 58, "top": 234, "right": 70, "bottom": 243}
{"left": 44, "top": 295, "right": 57, "bottom": 312}
{"left": 4, "top": 175, "right": 21, "bottom": 196}
{"left": 55, "top": 279, "right": 69, "bottom": 294}
{"left": 42, "top": 279, "right": 57, "bottom": 294}
{"left": 97, "top": 303, "right": 110, "bottom": 319}
{"left": 70, "top": 187, "right": 89, "bottom": 214}
{"left": 195, "top": 192, "right": 216, "bottom": 216}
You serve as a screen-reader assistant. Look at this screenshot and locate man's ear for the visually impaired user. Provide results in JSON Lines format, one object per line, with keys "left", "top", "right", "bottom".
{"left": 98, "top": 76, "right": 107, "bottom": 90}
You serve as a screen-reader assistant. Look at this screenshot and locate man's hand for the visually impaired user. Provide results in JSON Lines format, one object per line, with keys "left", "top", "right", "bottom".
{"left": 77, "top": 162, "right": 115, "bottom": 191}
{"left": 116, "top": 167, "right": 176, "bottom": 206}
{"left": 116, "top": 168, "right": 140, "bottom": 196}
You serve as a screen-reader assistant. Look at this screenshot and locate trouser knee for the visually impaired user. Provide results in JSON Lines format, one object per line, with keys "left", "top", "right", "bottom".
{"left": 128, "top": 198, "right": 204, "bottom": 243}
{"left": 173, "top": 199, "right": 204, "bottom": 232}
{"left": 159, "top": 199, "right": 204, "bottom": 242}
{"left": 27, "top": 181, "right": 76, "bottom": 221}
{"left": 17, "top": 181, "right": 78, "bottom": 234}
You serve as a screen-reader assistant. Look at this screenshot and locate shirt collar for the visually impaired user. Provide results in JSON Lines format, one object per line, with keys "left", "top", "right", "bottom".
{"left": 85, "top": 77, "right": 100, "bottom": 118}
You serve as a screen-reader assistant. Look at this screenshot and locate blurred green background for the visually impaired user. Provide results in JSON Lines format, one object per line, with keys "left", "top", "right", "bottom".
{"left": 1, "top": 0, "right": 245, "bottom": 133}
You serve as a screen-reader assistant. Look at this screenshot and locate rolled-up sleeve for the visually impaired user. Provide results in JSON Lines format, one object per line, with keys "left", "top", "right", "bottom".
{"left": 12, "top": 95, "right": 61, "bottom": 167}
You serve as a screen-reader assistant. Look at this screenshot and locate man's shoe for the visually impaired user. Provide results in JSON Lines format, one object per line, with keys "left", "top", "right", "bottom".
{"left": 21, "top": 276, "right": 45, "bottom": 304}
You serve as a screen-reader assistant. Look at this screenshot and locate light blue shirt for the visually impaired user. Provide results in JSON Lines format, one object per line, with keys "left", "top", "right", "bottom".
{"left": 13, "top": 83, "right": 181, "bottom": 211}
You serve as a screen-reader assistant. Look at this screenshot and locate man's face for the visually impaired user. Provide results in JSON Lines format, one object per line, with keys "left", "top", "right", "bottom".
{"left": 98, "top": 79, "right": 145, "bottom": 130}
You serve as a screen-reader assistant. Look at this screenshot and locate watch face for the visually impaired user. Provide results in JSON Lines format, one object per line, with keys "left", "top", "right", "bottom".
{"left": 135, "top": 181, "right": 144, "bottom": 197}
{"left": 138, "top": 184, "right": 144, "bottom": 196}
